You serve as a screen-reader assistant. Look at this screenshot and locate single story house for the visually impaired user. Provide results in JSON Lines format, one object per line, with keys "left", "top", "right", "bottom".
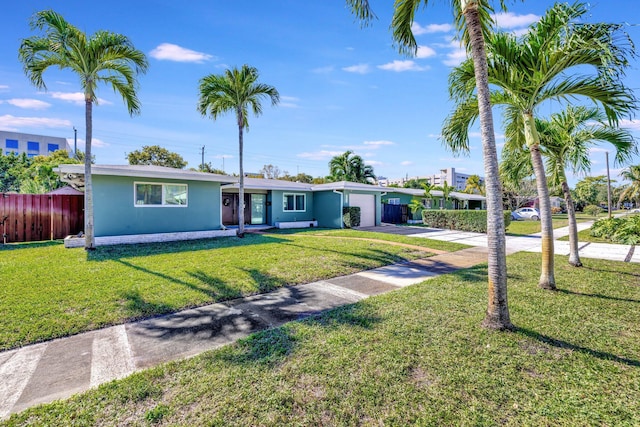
{"left": 56, "top": 165, "right": 388, "bottom": 245}
{"left": 221, "top": 178, "right": 387, "bottom": 229}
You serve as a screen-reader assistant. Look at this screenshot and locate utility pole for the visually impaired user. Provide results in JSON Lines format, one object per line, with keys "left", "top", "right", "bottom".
{"left": 606, "top": 151, "right": 612, "bottom": 219}
{"left": 73, "top": 127, "right": 77, "bottom": 158}
{"left": 200, "top": 146, "right": 205, "bottom": 171}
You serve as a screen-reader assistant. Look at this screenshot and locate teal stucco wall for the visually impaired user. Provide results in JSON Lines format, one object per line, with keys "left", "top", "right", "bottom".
{"left": 313, "top": 191, "right": 342, "bottom": 228}
{"left": 270, "top": 190, "right": 315, "bottom": 224}
{"left": 93, "top": 175, "right": 221, "bottom": 237}
{"left": 381, "top": 192, "right": 415, "bottom": 205}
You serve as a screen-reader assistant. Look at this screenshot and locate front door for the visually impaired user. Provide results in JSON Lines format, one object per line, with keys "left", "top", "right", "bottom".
{"left": 222, "top": 193, "right": 238, "bottom": 225}
{"left": 251, "top": 194, "right": 266, "bottom": 225}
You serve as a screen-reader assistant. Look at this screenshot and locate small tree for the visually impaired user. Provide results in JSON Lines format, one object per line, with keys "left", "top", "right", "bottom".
{"left": 127, "top": 145, "right": 187, "bottom": 169}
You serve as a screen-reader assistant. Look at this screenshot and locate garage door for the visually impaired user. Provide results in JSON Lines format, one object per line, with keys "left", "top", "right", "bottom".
{"left": 349, "top": 194, "right": 376, "bottom": 227}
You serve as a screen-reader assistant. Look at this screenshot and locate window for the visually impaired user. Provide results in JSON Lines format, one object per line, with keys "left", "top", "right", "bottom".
{"left": 5, "top": 139, "right": 18, "bottom": 149}
{"left": 135, "top": 182, "right": 188, "bottom": 206}
{"left": 48, "top": 143, "right": 59, "bottom": 152}
{"left": 283, "top": 193, "right": 305, "bottom": 211}
{"left": 27, "top": 141, "right": 39, "bottom": 152}
{"left": 387, "top": 198, "right": 400, "bottom": 205}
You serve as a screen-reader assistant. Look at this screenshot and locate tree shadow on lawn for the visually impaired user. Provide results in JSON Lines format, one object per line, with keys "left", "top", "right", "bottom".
{"left": 580, "top": 265, "right": 640, "bottom": 280}
{"left": 516, "top": 327, "right": 640, "bottom": 368}
{"left": 127, "top": 274, "right": 381, "bottom": 368}
{"left": 555, "top": 288, "right": 640, "bottom": 304}
{"left": 85, "top": 234, "right": 291, "bottom": 262}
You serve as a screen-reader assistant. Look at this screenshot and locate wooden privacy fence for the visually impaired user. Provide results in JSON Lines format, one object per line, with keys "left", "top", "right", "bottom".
{"left": 0, "top": 194, "right": 84, "bottom": 243}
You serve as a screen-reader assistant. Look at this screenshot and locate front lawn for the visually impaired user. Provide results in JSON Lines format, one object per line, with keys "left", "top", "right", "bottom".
{"left": 5, "top": 252, "right": 639, "bottom": 426}
{"left": 506, "top": 213, "right": 593, "bottom": 236}
{"left": 0, "top": 230, "right": 465, "bottom": 351}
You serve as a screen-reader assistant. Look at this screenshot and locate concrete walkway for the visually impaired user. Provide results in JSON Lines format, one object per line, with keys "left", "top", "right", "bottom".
{"left": 1, "top": 221, "right": 637, "bottom": 418}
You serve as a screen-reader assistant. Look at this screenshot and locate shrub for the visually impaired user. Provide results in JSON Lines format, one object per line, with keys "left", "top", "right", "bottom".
{"left": 590, "top": 215, "right": 640, "bottom": 244}
{"left": 422, "top": 210, "right": 511, "bottom": 233}
{"left": 342, "top": 207, "right": 361, "bottom": 228}
{"left": 551, "top": 206, "right": 563, "bottom": 214}
{"left": 583, "top": 205, "right": 602, "bottom": 217}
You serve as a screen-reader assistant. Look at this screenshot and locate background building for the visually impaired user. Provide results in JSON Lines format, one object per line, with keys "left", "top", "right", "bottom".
{"left": 1, "top": 130, "right": 70, "bottom": 158}
{"left": 384, "top": 168, "right": 484, "bottom": 191}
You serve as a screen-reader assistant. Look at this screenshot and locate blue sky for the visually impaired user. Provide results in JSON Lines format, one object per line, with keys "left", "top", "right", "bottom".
{"left": 1, "top": 0, "right": 639, "bottom": 186}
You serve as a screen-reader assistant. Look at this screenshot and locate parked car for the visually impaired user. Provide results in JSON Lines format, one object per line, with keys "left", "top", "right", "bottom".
{"left": 511, "top": 211, "right": 524, "bottom": 221}
{"left": 514, "top": 207, "right": 540, "bottom": 220}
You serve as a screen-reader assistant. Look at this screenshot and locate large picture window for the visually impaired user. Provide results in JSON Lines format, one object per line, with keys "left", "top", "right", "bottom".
{"left": 135, "top": 182, "right": 188, "bottom": 206}
{"left": 283, "top": 193, "right": 305, "bottom": 212}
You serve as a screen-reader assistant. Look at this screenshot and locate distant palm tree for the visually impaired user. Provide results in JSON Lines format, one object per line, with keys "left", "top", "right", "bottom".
{"left": 503, "top": 105, "right": 636, "bottom": 267}
{"left": 443, "top": 2, "right": 636, "bottom": 289}
{"left": 434, "top": 180, "right": 455, "bottom": 209}
{"left": 19, "top": 10, "right": 148, "bottom": 249}
{"left": 464, "top": 174, "right": 484, "bottom": 195}
{"left": 198, "top": 65, "right": 279, "bottom": 237}
{"left": 328, "top": 151, "right": 375, "bottom": 184}
{"left": 347, "top": 0, "right": 513, "bottom": 330}
{"left": 619, "top": 165, "right": 640, "bottom": 208}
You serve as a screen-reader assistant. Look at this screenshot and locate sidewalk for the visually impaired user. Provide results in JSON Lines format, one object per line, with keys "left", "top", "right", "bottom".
{"left": 1, "top": 221, "right": 637, "bottom": 418}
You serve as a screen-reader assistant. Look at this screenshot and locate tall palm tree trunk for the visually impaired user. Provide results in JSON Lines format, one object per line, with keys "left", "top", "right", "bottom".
{"left": 84, "top": 99, "right": 96, "bottom": 250}
{"left": 464, "top": 2, "right": 513, "bottom": 330}
{"left": 523, "top": 113, "right": 556, "bottom": 289}
{"left": 237, "top": 116, "right": 245, "bottom": 238}
{"left": 561, "top": 178, "right": 582, "bottom": 267}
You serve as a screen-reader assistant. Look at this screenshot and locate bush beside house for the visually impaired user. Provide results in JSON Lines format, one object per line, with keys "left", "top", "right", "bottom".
{"left": 422, "top": 210, "right": 512, "bottom": 233}
{"left": 343, "top": 207, "right": 361, "bottom": 228}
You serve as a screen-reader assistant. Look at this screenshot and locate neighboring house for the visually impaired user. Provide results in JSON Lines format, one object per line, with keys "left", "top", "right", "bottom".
{"left": 382, "top": 188, "right": 486, "bottom": 222}
{"left": 221, "top": 178, "right": 386, "bottom": 229}
{"left": 55, "top": 165, "right": 387, "bottom": 245}
{"left": 1, "top": 130, "right": 70, "bottom": 158}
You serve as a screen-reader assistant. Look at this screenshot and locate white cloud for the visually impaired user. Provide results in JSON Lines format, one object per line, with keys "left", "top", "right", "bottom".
{"left": 49, "top": 91, "right": 111, "bottom": 105}
{"left": 365, "top": 159, "right": 383, "bottom": 166}
{"left": 280, "top": 95, "right": 300, "bottom": 108}
{"left": 416, "top": 45, "right": 437, "bottom": 58}
{"left": 312, "top": 66, "right": 334, "bottom": 74}
{"left": 214, "top": 154, "right": 233, "bottom": 159}
{"left": 377, "top": 60, "right": 429, "bottom": 72}
{"left": 364, "top": 140, "right": 394, "bottom": 147}
{"left": 620, "top": 119, "right": 640, "bottom": 130}
{"left": 297, "top": 150, "right": 344, "bottom": 160}
{"left": 149, "top": 43, "right": 214, "bottom": 63}
{"left": 0, "top": 114, "right": 71, "bottom": 131}
{"left": 342, "top": 64, "right": 371, "bottom": 74}
{"left": 0, "top": 85, "right": 9, "bottom": 91}
{"left": 443, "top": 47, "right": 467, "bottom": 67}
{"left": 3, "top": 98, "right": 51, "bottom": 110}
{"left": 411, "top": 22, "right": 453, "bottom": 35}
{"left": 493, "top": 12, "right": 540, "bottom": 29}
{"left": 401, "top": 161, "right": 413, "bottom": 166}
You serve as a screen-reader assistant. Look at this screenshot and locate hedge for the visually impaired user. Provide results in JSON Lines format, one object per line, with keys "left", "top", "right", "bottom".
{"left": 422, "top": 209, "right": 512, "bottom": 233}
{"left": 343, "top": 206, "right": 361, "bottom": 228}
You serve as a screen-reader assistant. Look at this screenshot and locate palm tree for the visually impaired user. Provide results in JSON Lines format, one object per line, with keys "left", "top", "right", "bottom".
{"left": 503, "top": 105, "right": 636, "bottom": 267}
{"left": 347, "top": 0, "right": 513, "bottom": 330}
{"left": 434, "top": 180, "right": 455, "bottom": 209}
{"left": 619, "top": 165, "right": 640, "bottom": 207}
{"left": 19, "top": 10, "right": 148, "bottom": 250}
{"left": 443, "top": 2, "right": 636, "bottom": 289}
{"left": 328, "top": 150, "right": 376, "bottom": 184}
{"left": 464, "top": 174, "right": 484, "bottom": 195}
{"left": 198, "top": 65, "right": 279, "bottom": 237}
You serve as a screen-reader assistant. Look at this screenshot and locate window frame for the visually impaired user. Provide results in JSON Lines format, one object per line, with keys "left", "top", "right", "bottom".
{"left": 134, "top": 181, "right": 189, "bottom": 207}
{"left": 283, "top": 192, "right": 306, "bottom": 212}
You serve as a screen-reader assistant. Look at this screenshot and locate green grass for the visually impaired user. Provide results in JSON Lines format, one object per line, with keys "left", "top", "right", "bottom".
{"left": 506, "top": 213, "right": 593, "bottom": 236}
{"left": 5, "top": 252, "right": 639, "bottom": 426}
{"left": 0, "top": 230, "right": 464, "bottom": 351}
{"left": 557, "top": 228, "right": 612, "bottom": 244}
